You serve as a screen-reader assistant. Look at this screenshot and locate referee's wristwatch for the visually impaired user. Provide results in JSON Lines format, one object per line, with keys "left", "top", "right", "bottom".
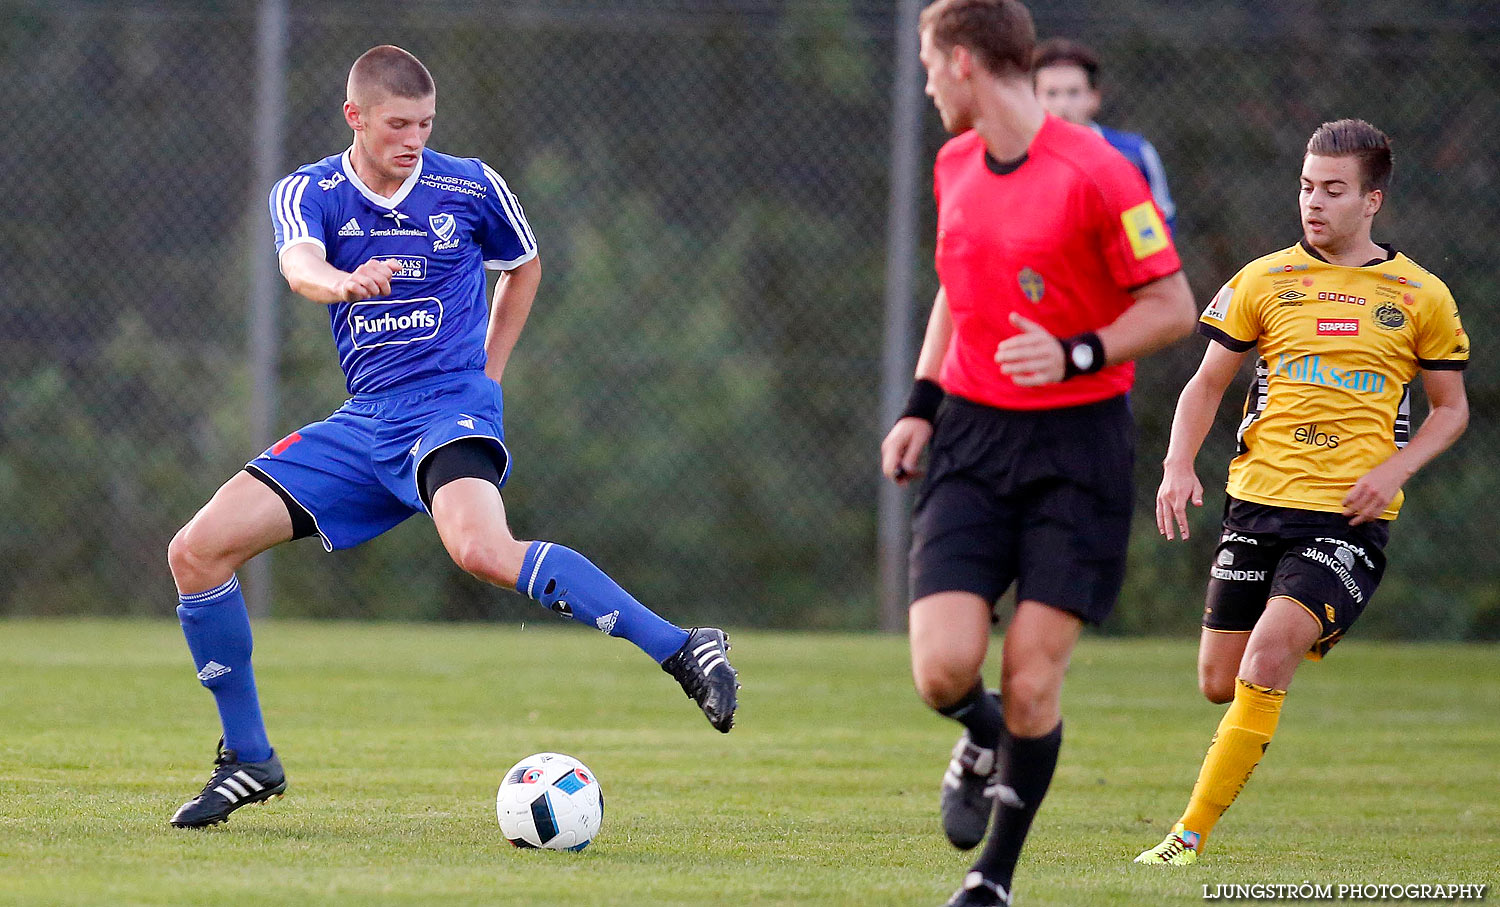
{"left": 1060, "top": 332, "right": 1106, "bottom": 380}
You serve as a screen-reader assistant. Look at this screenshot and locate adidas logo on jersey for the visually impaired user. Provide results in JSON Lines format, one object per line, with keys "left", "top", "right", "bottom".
{"left": 338, "top": 218, "right": 364, "bottom": 236}
{"left": 595, "top": 610, "right": 619, "bottom": 634}
{"left": 197, "top": 661, "right": 232, "bottom": 681}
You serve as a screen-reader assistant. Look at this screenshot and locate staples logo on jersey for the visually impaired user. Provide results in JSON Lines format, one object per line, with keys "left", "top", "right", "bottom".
{"left": 348, "top": 297, "right": 443, "bottom": 349}
{"left": 430, "top": 213, "right": 461, "bottom": 251}
{"left": 379, "top": 255, "right": 427, "bottom": 281}
{"left": 1316, "top": 319, "right": 1359, "bottom": 336}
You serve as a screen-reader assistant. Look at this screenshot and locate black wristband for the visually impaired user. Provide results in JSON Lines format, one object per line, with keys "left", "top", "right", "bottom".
{"left": 900, "top": 378, "right": 945, "bottom": 423}
{"left": 1059, "top": 332, "right": 1106, "bottom": 379}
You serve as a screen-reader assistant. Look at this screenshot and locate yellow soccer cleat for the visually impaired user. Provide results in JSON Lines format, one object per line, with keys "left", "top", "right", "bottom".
{"left": 1133, "top": 823, "right": 1201, "bottom": 865}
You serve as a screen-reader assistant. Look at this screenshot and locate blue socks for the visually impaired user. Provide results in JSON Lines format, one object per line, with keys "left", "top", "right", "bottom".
{"left": 518, "top": 541, "right": 689, "bottom": 663}
{"left": 177, "top": 547, "right": 684, "bottom": 760}
{"left": 177, "top": 576, "right": 272, "bottom": 763}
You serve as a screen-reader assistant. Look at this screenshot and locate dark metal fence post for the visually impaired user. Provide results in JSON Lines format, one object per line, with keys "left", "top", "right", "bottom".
{"left": 246, "top": 0, "right": 288, "bottom": 619}
{"left": 878, "top": 0, "right": 924, "bottom": 632}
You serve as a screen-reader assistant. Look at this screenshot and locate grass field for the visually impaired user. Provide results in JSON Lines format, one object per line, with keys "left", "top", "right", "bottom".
{"left": 1, "top": 620, "right": 1495, "bottom": 906}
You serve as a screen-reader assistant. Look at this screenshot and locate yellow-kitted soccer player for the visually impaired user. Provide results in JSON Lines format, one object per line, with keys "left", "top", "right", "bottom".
{"left": 1135, "top": 119, "right": 1470, "bottom": 865}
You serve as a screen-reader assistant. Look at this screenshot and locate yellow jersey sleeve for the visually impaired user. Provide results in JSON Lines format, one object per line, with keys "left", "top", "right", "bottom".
{"left": 1197, "top": 264, "right": 1260, "bottom": 352}
{"left": 1415, "top": 287, "right": 1470, "bottom": 371}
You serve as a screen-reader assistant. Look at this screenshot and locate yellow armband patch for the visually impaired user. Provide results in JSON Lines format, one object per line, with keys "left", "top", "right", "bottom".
{"left": 1122, "top": 201, "right": 1169, "bottom": 260}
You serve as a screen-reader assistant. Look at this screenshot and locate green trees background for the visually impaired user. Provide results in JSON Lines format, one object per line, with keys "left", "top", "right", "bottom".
{"left": 1, "top": 2, "right": 1495, "bottom": 637}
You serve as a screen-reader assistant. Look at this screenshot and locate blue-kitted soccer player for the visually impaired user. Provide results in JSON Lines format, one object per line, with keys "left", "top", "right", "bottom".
{"left": 1033, "top": 38, "right": 1177, "bottom": 235}
{"left": 166, "top": 45, "right": 739, "bottom": 829}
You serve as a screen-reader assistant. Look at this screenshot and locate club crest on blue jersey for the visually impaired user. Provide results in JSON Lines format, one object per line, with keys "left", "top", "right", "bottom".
{"left": 348, "top": 298, "right": 443, "bottom": 349}
{"left": 431, "top": 211, "right": 461, "bottom": 251}
{"left": 429, "top": 213, "right": 456, "bottom": 242}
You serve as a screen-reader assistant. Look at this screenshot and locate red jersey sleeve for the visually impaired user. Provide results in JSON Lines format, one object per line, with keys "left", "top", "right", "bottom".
{"left": 1089, "top": 153, "right": 1181, "bottom": 291}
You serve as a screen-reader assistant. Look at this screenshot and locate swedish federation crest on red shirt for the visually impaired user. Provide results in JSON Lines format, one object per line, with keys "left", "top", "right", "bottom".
{"left": 1018, "top": 267, "right": 1045, "bottom": 303}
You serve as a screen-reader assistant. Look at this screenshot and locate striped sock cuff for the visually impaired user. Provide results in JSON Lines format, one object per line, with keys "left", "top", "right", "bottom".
{"left": 178, "top": 575, "right": 241, "bottom": 607}
{"left": 521, "top": 541, "right": 554, "bottom": 600}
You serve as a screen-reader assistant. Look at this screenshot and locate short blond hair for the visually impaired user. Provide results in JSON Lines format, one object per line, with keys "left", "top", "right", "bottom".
{"left": 347, "top": 45, "right": 434, "bottom": 105}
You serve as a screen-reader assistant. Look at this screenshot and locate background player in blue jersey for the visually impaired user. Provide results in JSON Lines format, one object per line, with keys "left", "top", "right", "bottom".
{"left": 1033, "top": 38, "right": 1177, "bottom": 234}
{"left": 165, "top": 45, "right": 739, "bottom": 828}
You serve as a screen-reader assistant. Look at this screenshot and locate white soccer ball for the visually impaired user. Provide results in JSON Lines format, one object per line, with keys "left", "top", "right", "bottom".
{"left": 496, "top": 752, "right": 603, "bottom": 851}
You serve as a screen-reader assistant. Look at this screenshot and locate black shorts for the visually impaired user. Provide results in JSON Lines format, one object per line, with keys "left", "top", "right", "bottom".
{"left": 1204, "top": 497, "right": 1389, "bottom": 658}
{"left": 909, "top": 394, "right": 1134, "bottom": 625}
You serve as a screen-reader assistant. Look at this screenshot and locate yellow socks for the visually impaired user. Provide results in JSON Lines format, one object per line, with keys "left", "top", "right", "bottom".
{"left": 1178, "top": 677, "right": 1286, "bottom": 848}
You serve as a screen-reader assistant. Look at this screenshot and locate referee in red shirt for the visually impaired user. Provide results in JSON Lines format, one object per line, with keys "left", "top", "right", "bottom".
{"left": 880, "top": 2, "right": 1196, "bottom": 904}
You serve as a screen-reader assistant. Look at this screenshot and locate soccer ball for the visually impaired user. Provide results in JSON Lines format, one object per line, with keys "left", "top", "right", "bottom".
{"left": 496, "top": 752, "right": 603, "bottom": 851}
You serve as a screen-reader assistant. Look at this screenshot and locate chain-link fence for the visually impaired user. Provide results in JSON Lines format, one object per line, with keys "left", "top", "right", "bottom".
{"left": 2, "top": 1, "right": 1497, "bottom": 638}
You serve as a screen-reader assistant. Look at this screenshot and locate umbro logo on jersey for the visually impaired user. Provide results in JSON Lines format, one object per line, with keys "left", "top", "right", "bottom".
{"left": 338, "top": 218, "right": 364, "bottom": 236}
{"left": 197, "top": 661, "right": 232, "bottom": 681}
{"left": 457, "top": 418, "right": 475, "bottom": 429}
{"left": 1276, "top": 290, "right": 1306, "bottom": 300}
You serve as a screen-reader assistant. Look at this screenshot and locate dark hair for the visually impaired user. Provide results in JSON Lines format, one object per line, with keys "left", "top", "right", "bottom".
{"left": 349, "top": 45, "right": 435, "bottom": 102}
{"left": 1306, "top": 119, "right": 1393, "bottom": 194}
{"left": 1032, "top": 38, "right": 1099, "bottom": 89}
{"left": 920, "top": 0, "right": 1036, "bottom": 78}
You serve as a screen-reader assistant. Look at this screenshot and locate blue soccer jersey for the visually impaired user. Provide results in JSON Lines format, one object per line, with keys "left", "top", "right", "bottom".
{"left": 1094, "top": 123, "right": 1176, "bottom": 234}
{"left": 269, "top": 148, "right": 537, "bottom": 394}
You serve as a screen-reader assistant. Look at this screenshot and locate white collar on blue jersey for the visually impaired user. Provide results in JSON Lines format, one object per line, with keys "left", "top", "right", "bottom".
{"left": 340, "top": 147, "right": 423, "bottom": 209}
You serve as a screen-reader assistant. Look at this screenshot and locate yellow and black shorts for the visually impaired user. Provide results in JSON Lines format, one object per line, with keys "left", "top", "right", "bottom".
{"left": 1203, "top": 497, "right": 1388, "bottom": 658}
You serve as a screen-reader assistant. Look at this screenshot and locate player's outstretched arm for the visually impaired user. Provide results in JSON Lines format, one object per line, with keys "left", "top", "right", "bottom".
{"left": 483, "top": 256, "right": 542, "bottom": 384}
{"left": 1157, "top": 341, "right": 1247, "bottom": 540}
{"left": 882, "top": 287, "right": 953, "bottom": 486}
{"left": 1342, "top": 369, "right": 1469, "bottom": 525}
{"left": 279, "top": 243, "right": 402, "bottom": 305}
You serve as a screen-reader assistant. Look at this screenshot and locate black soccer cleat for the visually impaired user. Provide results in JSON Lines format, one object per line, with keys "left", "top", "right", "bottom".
{"left": 941, "top": 731, "right": 1004, "bottom": 850}
{"left": 169, "top": 739, "right": 287, "bottom": 828}
{"left": 662, "top": 627, "right": 739, "bottom": 733}
{"left": 945, "top": 871, "right": 1011, "bottom": 906}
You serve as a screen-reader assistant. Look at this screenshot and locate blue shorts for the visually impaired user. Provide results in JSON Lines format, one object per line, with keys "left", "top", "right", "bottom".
{"left": 247, "top": 371, "right": 512, "bottom": 551}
